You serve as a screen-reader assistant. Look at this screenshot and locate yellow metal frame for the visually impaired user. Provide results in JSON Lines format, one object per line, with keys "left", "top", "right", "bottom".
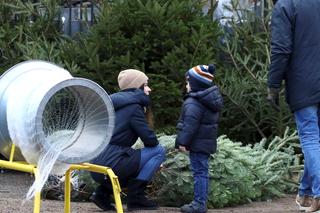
{"left": 0, "top": 144, "right": 123, "bottom": 213}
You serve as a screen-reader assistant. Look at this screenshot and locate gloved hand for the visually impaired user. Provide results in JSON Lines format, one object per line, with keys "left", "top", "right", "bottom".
{"left": 267, "top": 87, "right": 280, "bottom": 112}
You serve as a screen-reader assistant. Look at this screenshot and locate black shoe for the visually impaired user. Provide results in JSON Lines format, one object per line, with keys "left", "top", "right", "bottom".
{"left": 127, "top": 179, "right": 159, "bottom": 211}
{"left": 90, "top": 193, "right": 115, "bottom": 211}
{"left": 127, "top": 196, "right": 158, "bottom": 211}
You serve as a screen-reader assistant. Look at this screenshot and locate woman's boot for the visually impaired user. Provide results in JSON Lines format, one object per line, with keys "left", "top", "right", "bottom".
{"left": 90, "top": 184, "right": 115, "bottom": 211}
{"left": 127, "top": 178, "right": 158, "bottom": 211}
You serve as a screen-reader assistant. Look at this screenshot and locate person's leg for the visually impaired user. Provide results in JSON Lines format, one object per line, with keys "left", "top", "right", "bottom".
{"left": 294, "top": 105, "right": 320, "bottom": 197}
{"left": 181, "top": 152, "right": 209, "bottom": 213}
{"left": 296, "top": 163, "right": 313, "bottom": 210}
{"left": 127, "top": 145, "right": 166, "bottom": 211}
{"left": 190, "top": 152, "right": 209, "bottom": 209}
{"left": 300, "top": 106, "right": 320, "bottom": 197}
{"left": 296, "top": 107, "right": 320, "bottom": 210}
{"left": 94, "top": 184, "right": 112, "bottom": 197}
{"left": 299, "top": 162, "right": 312, "bottom": 196}
{"left": 136, "top": 144, "right": 166, "bottom": 181}
{"left": 90, "top": 174, "right": 115, "bottom": 211}
{"left": 303, "top": 105, "right": 320, "bottom": 212}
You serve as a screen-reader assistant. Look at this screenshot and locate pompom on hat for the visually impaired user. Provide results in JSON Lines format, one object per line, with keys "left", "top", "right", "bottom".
{"left": 187, "top": 64, "right": 215, "bottom": 91}
{"left": 118, "top": 69, "right": 148, "bottom": 90}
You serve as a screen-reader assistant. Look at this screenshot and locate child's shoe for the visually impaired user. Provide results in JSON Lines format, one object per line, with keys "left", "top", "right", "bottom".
{"left": 180, "top": 201, "right": 207, "bottom": 213}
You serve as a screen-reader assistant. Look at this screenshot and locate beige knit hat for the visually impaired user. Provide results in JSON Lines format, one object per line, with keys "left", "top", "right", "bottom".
{"left": 118, "top": 69, "right": 148, "bottom": 90}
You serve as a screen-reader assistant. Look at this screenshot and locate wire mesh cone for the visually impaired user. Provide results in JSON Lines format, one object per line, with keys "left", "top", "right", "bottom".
{"left": 0, "top": 60, "right": 115, "bottom": 164}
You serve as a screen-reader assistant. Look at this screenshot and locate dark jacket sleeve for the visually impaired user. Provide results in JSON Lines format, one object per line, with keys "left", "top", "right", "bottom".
{"left": 268, "top": 0, "right": 295, "bottom": 88}
{"left": 175, "top": 102, "right": 203, "bottom": 147}
{"left": 130, "top": 106, "right": 158, "bottom": 147}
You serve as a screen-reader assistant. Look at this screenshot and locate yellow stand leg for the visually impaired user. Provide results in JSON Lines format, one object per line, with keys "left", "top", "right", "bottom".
{"left": 64, "top": 169, "right": 71, "bottom": 213}
{"left": 9, "top": 143, "right": 15, "bottom": 162}
{"left": 33, "top": 168, "right": 41, "bottom": 213}
{"left": 0, "top": 144, "right": 124, "bottom": 213}
{"left": 0, "top": 144, "right": 41, "bottom": 213}
{"left": 64, "top": 163, "right": 123, "bottom": 213}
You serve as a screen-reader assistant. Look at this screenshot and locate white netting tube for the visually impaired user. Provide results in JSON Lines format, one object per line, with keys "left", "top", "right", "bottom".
{"left": 0, "top": 60, "right": 115, "bottom": 200}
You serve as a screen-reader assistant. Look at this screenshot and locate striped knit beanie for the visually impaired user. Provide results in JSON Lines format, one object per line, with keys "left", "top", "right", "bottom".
{"left": 118, "top": 69, "right": 148, "bottom": 90}
{"left": 187, "top": 64, "right": 215, "bottom": 91}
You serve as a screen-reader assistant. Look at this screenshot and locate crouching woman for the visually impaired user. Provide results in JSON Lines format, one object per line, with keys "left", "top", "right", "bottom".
{"left": 90, "top": 69, "right": 166, "bottom": 211}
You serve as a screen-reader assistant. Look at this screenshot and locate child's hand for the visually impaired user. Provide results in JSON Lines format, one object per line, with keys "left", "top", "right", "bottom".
{"left": 179, "top": 145, "right": 187, "bottom": 152}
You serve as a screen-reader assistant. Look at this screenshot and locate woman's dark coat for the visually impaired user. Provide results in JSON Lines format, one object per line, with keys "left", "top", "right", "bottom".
{"left": 91, "top": 89, "right": 158, "bottom": 184}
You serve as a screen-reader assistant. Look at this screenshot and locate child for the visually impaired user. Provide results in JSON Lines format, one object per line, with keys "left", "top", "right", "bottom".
{"left": 175, "top": 64, "right": 223, "bottom": 213}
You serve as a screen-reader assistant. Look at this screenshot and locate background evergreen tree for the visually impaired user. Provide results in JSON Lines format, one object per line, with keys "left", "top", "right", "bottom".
{"left": 0, "top": 0, "right": 296, "bottom": 143}
{"left": 60, "top": 0, "right": 221, "bottom": 130}
{"left": 215, "top": 7, "right": 295, "bottom": 143}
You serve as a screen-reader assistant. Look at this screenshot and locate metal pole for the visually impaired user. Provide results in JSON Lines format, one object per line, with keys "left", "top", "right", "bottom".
{"left": 64, "top": 169, "right": 71, "bottom": 213}
{"left": 80, "top": 0, "right": 83, "bottom": 32}
{"left": 91, "top": 0, "right": 94, "bottom": 26}
{"left": 68, "top": 2, "right": 72, "bottom": 36}
{"left": 33, "top": 168, "right": 41, "bottom": 213}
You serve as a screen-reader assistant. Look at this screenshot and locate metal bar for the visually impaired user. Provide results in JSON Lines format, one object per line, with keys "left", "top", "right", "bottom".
{"left": 9, "top": 144, "right": 15, "bottom": 162}
{"left": 80, "top": 0, "right": 83, "bottom": 20}
{"left": 66, "top": 163, "right": 124, "bottom": 213}
{"left": 33, "top": 167, "right": 41, "bottom": 213}
{"left": 0, "top": 143, "right": 40, "bottom": 212}
{"left": 0, "top": 159, "right": 35, "bottom": 173}
{"left": 91, "top": 1, "right": 94, "bottom": 26}
{"left": 0, "top": 144, "right": 122, "bottom": 213}
{"left": 80, "top": 0, "right": 83, "bottom": 32}
{"left": 69, "top": 2, "right": 72, "bottom": 36}
{"left": 64, "top": 169, "right": 72, "bottom": 213}
{"left": 107, "top": 169, "right": 123, "bottom": 213}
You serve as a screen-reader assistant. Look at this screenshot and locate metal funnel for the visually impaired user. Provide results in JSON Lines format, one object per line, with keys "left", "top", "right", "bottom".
{"left": 0, "top": 60, "right": 114, "bottom": 164}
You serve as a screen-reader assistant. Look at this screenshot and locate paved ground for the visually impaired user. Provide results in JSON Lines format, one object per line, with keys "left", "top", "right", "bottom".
{"left": 0, "top": 171, "right": 300, "bottom": 213}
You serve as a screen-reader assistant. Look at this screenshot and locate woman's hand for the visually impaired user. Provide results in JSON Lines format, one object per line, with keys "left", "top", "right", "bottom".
{"left": 179, "top": 145, "right": 187, "bottom": 152}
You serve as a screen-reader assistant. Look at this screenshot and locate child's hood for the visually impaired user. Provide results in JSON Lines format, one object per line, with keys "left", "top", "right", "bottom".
{"left": 188, "top": 86, "right": 223, "bottom": 112}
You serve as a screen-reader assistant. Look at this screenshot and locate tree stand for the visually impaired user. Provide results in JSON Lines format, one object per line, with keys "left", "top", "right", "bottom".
{"left": 0, "top": 144, "right": 123, "bottom": 213}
